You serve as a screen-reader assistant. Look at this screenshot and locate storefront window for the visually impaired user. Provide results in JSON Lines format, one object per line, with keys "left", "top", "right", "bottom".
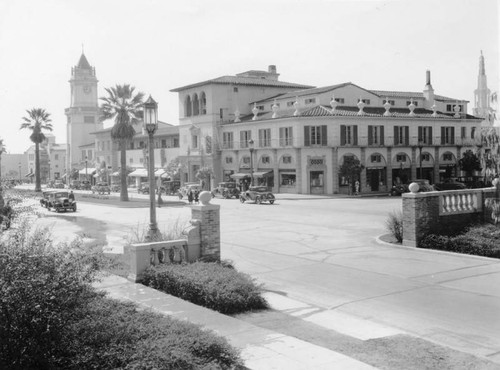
{"left": 280, "top": 173, "right": 296, "bottom": 186}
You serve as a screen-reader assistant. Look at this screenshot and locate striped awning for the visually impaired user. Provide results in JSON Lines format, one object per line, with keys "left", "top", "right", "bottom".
{"left": 79, "top": 168, "right": 97, "bottom": 175}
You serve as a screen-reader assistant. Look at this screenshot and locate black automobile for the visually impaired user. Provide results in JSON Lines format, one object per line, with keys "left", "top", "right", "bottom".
{"left": 40, "top": 191, "right": 77, "bottom": 212}
{"left": 389, "top": 183, "right": 409, "bottom": 196}
{"left": 213, "top": 182, "right": 240, "bottom": 199}
{"left": 240, "top": 186, "right": 275, "bottom": 204}
{"left": 434, "top": 178, "right": 467, "bottom": 191}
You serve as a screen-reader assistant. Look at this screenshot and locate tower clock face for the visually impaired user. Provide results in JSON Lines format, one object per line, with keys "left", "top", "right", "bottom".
{"left": 83, "top": 85, "right": 91, "bottom": 94}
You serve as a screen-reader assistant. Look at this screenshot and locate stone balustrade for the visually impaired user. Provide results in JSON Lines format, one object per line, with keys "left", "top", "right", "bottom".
{"left": 127, "top": 191, "right": 220, "bottom": 282}
{"left": 403, "top": 185, "right": 498, "bottom": 247}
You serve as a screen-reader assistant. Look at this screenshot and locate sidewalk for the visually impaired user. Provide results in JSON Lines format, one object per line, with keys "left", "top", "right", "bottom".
{"left": 95, "top": 274, "right": 378, "bottom": 370}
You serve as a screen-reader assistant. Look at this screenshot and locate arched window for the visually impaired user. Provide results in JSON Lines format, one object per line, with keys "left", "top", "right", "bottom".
{"left": 193, "top": 94, "right": 199, "bottom": 116}
{"left": 185, "top": 95, "right": 192, "bottom": 117}
{"left": 200, "top": 92, "right": 207, "bottom": 115}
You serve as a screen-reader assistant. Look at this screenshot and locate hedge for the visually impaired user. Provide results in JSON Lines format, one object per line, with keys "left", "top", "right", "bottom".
{"left": 142, "top": 262, "right": 269, "bottom": 314}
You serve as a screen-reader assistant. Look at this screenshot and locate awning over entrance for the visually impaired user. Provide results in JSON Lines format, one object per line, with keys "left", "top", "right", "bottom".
{"left": 230, "top": 173, "right": 250, "bottom": 180}
{"left": 155, "top": 169, "right": 170, "bottom": 178}
{"left": 79, "top": 168, "right": 97, "bottom": 175}
{"left": 252, "top": 170, "right": 273, "bottom": 178}
{"left": 128, "top": 168, "right": 148, "bottom": 177}
{"left": 24, "top": 172, "right": 34, "bottom": 177}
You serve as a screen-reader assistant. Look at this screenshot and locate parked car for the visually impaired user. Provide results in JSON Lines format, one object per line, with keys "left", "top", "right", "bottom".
{"left": 53, "top": 180, "right": 65, "bottom": 189}
{"left": 434, "top": 178, "right": 467, "bottom": 191}
{"left": 160, "top": 180, "right": 181, "bottom": 195}
{"left": 411, "top": 179, "right": 436, "bottom": 192}
{"left": 240, "top": 186, "right": 275, "bottom": 204}
{"left": 92, "top": 182, "right": 111, "bottom": 194}
{"left": 40, "top": 190, "right": 77, "bottom": 212}
{"left": 81, "top": 180, "right": 92, "bottom": 190}
{"left": 213, "top": 182, "right": 240, "bottom": 199}
{"left": 389, "top": 183, "right": 410, "bottom": 196}
{"left": 178, "top": 183, "right": 202, "bottom": 199}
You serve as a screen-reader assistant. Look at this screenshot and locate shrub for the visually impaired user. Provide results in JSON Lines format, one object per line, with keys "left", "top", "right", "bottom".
{"left": 420, "top": 224, "right": 500, "bottom": 258}
{"left": 385, "top": 210, "right": 403, "bottom": 243}
{"left": 143, "top": 262, "right": 269, "bottom": 314}
{"left": 0, "top": 200, "right": 242, "bottom": 369}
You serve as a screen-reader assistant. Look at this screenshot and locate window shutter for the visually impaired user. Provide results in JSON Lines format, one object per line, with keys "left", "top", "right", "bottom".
{"left": 279, "top": 127, "right": 284, "bottom": 145}
{"left": 353, "top": 125, "right": 358, "bottom": 146}
{"left": 321, "top": 125, "right": 327, "bottom": 146}
{"left": 441, "top": 127, "right": 445, "bottom": 145}
{"left": 461, "top": 127, "right": 466, "bottom": 139}
{"left": 368, "top": 126, "right": 373, "bottom": 145}
{"left": 418, "top": 126, "right": 422, "bottom": 142}
{"left": 394, "top": 126, "right": 398, "bottom": 145}
{"left": 304, "top": 126, "right": 310, "bottom": 146}
{"left": 341, "top": 125, "right": 346, "bottom": 146}
{"left": 380, "top": 126, "right": 384, "bottom": 146}
{"left": 451, "top": 127, "right": 455, "bottom": 145}
{"left": 404, "top": 126, "right": 409, "bottom": 146}
{"left": 428, "top": 127, "right": 432, "bottom": 145}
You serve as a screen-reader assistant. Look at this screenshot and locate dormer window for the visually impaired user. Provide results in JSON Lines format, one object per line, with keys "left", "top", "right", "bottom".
{"left": 383, "top": 99, "right": 395, "bottom": 105}
{"left": 406, "top": 101, "right": 418, "bottom": 107}
{"left": 305, "top": 98, "right": 316, "bottom": 104}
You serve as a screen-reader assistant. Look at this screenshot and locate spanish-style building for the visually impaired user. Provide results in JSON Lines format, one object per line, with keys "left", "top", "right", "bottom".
{"left": 171, "top": 67, "right": 482, "bottom": 195}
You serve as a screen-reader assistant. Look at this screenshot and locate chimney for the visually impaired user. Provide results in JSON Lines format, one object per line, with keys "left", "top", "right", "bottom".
{"left": 268, "top": 65, "right": 277, "bottom": 74}
{"left": 267, "top": 65, "right": 279, "bottom": 81}
{"left": 423, "top": 70, "right": 434, "bottom": 108}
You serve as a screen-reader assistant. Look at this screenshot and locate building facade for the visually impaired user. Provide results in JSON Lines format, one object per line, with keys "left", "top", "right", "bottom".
{"left": 171, "top": 68, "right": 482, "bottom": 195}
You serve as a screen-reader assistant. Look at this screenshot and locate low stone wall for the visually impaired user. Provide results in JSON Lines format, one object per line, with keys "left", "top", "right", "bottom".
{"left": 127, "top": 191, "right": 220, "bottom": 282}
{"left": 402, "top": 185, "right": 498, "bottom": 247}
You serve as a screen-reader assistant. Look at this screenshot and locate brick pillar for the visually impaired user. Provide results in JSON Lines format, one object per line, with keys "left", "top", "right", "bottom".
{"left": 402, "top": 191, "right": 440, "bottom": 247}
{"left": 190, "top": 191, "right": 221, "bottom": 261}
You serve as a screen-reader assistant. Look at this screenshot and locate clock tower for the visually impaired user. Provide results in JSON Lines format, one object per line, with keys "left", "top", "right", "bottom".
{"left": 65, "top": 53, "right": 102, "bottom": 173}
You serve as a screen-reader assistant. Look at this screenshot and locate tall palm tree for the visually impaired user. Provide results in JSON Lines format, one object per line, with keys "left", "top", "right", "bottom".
{"left": 20, "top": 109, "right": 53, "bottom": 192}
{"left": 100, "top": 84, "right": 144, "bottom": 201}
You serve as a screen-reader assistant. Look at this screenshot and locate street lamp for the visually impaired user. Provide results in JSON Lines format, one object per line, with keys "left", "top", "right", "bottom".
{"left": 144, "top": 95, "right": 159, "bottom": 239}
{"left": 48, "top": 160, "right": 51, "bottom": 183}
{"left": 248, "top": 138, "right": 255, "bottom": 186}
{"left": 417, "top": 140, "right": 424, "bottom": 179}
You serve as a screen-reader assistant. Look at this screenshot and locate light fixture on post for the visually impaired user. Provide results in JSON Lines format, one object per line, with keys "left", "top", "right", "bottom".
{"left": 417, "top": 140, "right": 424, "bottom": 179}
{"left": 143, "top": 95, "right": 159, "bottom": 239}
{"left": 248, "top": 138, "right": 255, "bottom": 186}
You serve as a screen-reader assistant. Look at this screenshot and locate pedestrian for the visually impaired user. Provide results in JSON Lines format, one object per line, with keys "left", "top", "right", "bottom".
{"left": 69, "top": 190, "right": 75, "bottom": 201}
{"left": 194, "top": 190, "right": 199, "bottom": 204}
{"left": 187, "top": 190, "right": 193, "bottom": 204}
{"left": 355, "top": 180, "right": 360, "bottom": 195}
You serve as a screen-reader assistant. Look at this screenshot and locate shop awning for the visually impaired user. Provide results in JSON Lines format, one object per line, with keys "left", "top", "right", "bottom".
{"left": 25, "top": 172, "right": 34, "bottom": 177}
{"left": 79, "top": 168, "right": 97, "bottom": 175}
{"left": 155, "top": 169, "right": 170, "bottom": 178}
{"left": 111, "top": 171, "right": 120, "bottom": 176}
{"left": 128, "top": 168, "right": 148, "bottom": 177}
{"left": 252, "top": 170, "right": 273, "bottom": 178}
{"left": 230, "top": 173, "right": 251, "bottom": 180}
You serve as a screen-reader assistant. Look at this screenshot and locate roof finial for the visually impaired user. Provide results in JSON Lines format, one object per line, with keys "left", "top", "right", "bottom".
{"left": 82, "top": 43, "right": 84, "bottom": 54}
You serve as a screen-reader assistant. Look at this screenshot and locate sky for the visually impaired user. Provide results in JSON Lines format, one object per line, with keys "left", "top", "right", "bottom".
{"left": 0, "top": 0, "right": 498, "bottom": 154}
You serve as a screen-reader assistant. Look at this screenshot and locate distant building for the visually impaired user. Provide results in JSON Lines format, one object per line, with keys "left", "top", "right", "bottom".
{"left": 473, "top": 51, "right": 497, "bottom": 126}
{"left": 25, "top": 134, "right": 66, "bottom": 182}
{"left": 1, "top": 153, "right": 28, "bottom": 181}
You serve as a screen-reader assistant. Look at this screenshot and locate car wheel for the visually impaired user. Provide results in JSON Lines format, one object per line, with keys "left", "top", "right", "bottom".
{"left": 240, "top": 196, "right": 245, "bottom": 203}
{"left": 73, "top": 205, "right": 77, "bottom": 212}
{"left": 255, "top": 196, "right": 261, "bottom": 204}
{"left": 269, "top": 200, "right": 275, "bottom": 204}
{"left": 55, "top": 207, "right": 60, "bottom": 213}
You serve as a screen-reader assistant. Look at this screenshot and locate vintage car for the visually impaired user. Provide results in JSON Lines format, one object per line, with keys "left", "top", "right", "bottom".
{"left": 69, "top": 180, "right": 81, "bottom": 189}
{"left": 213, "top": 182, "right": 240, "bottom": 199}
{"left": 178, "top": 182, "right": 202, "bottom": 199}
{"left": 40, "top": 190, "right": 77, "bottom": 212}
{"left": 138, "top": 183, "right": 155, "bottom": 194}
{"left": 240, "top": 186, "right": 275, "bottom": 204}
{"left": 160, "top": 180, "right": 181, "bottom": 195}
{"left": 110, "top": 183, "right": 121, "bottom": 192}
{"left": 80, "top": 180, "right": 92, "bottom": 190}
{"left": 434, "top": 178, "right": 467, "bottom": 191}
{"left": 53, "top": 180, "right": 65, "bottom": 189}
{"left": 389, "top": 183, "right": 410, "bottom": 196}
{"left": 92, "top": 182, "right": 111, "bottom": 194}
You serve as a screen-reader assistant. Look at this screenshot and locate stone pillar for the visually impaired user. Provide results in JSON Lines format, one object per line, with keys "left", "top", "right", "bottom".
{"left": 360, "top": 147, "right": 367, "bottom": 193}
{"left": 190, "top": 191, "right": 221, "bottom": 261}
{"left": 402, "top": 187, "right": 440, "bottom": 247}
{"left": 434, "top": 147, "right": 440, "bottom": 183}
{"left": 411, "top": 147, "right": 417, "bottom": 180}
{"left": 332, "top": 147, "right": 339, "bottom": 193}
{"left": 272, "top": 148, "right": 279, "bottom": 193}
{"left": 295, "top": 148, "right": 302, "bottom": 194}
{"left": 387, "top": 147, "right": 393, "bottom": 188}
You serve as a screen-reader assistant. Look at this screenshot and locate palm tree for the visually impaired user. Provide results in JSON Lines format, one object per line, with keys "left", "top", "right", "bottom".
{"left": 20, "top": 109, "right": 53, "bottom": 192}
{"left": 100, "top": 84, "right": 144, "bottom": 201}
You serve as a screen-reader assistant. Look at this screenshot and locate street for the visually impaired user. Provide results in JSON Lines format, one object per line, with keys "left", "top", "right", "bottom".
{"left": 34, "top": 190, "right": 500, "bottom": 364}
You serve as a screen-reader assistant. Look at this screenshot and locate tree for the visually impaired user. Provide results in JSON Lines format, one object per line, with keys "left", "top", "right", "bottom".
{"left": 458, "top": 150, "right": 481, "bottom": 176}
{"left": 0, "top": 138, "right": 6, "bottom": 180}
{"left": 338, "top": 156, "right": 364, "bottom": 194}
{"left": 477, "top": 126, "right": 500, "bottom": 183}
{"left": 164, "top": 157, "right": 186, "bottom": 181}
{"left": 195, "top": 166, "right": 213, "bottom": 190}
{"left": 100, "top": 84, "right": 144, "bottom": 201}
{"left": 20, "top": 108, "right": 53, "bottom": 192}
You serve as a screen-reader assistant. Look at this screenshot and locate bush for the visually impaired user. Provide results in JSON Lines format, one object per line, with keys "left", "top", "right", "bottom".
{"left": 420, "top": 224, "right": 500, "bottom": 258}
{"left": 385, "top": 210, "right": 403, "bottom": 243}
{"left": 143, "top": 262, "right": 268, "bottom": 314}
{"left": 0, "top": 202, "right": 242, "bottom": 369}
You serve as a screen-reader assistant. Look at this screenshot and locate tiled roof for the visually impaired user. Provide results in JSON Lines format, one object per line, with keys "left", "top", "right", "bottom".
{"left": 170, "top": 76, "right": 314, "bottom": 92}
{"left": 230, "top": 104, "right": 481, "bottom": 123}
{"left": 370, "top": 90, "right": 464, "bottom": 102}
{"left": 251, "top": 83, "right": 353, "bottom": 104}
{"left": 90, "top": 121, "right": 176, "bottom": 135}
{"left": 77, "top": 53, "right": 92, "bottom": 70}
